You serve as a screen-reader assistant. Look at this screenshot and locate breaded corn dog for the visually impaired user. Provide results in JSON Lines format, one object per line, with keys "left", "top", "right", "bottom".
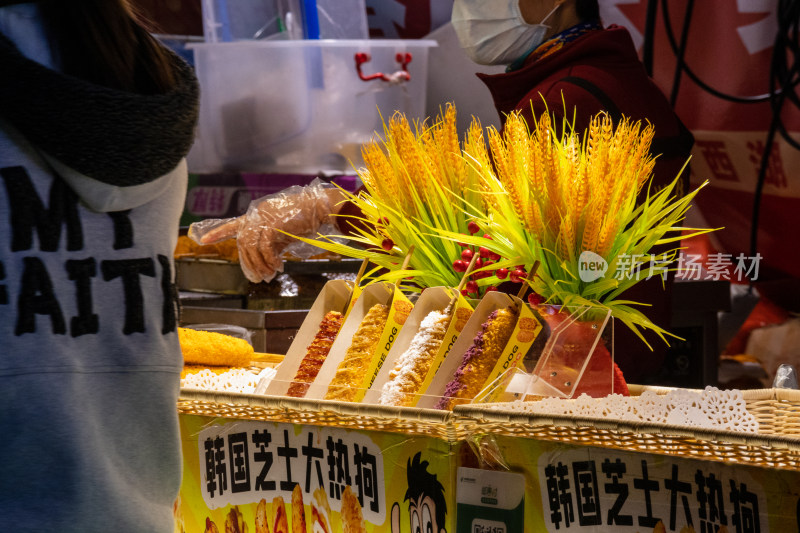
{"left": 378, "top": 309, "right": 450, "bottom": 406}
{"left": 325, "top": 304, "right": 389, "bottom": 402}
{"left": 178, "top": 327, "right": 254, "bottom": 368}
{"left": 287, "top": 311, "right": 344, "bottom": 397}
{"left": 435, "top": 307, "right": 516, "bottom": 410}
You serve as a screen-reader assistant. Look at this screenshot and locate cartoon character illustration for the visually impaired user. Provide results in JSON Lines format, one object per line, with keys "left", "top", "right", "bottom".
{"left": 391, "top": 452, "right": 447, "bottom": 533}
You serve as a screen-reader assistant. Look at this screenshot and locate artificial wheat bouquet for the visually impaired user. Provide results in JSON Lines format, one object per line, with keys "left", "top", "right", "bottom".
{"left": 291, "top": 104, "right": 711, "bottom": 346}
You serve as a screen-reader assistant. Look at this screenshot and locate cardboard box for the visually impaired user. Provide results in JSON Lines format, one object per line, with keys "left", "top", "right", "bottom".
{"left": 304, "top": 282, "right": 412, "bottom": 402}
{"left": 416, "top": 292, "right": 542, "bottom": 410}
{"left": 264, "top": 279, "right": 354, "bottom": 397}
{"left": 362, "top": 287, "right": 474, "bottom": 407}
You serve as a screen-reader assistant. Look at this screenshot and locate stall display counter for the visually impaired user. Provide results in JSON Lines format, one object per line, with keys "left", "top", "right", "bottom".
{"left": 175, "top": 387, "right": 800, "bottom": 532}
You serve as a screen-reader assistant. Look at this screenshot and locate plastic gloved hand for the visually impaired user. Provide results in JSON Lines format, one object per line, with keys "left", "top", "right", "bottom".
{"left": 188, "top": 179, "right": 346, "bottom": 283}
{"left": 773, "top": 364, "right": 799, "bottom": 389}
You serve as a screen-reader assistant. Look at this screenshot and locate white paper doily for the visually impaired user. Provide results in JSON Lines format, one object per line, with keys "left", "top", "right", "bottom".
{"left": 182, "top": 366, "right": 277, "bottom": 395}
{"left": 494, "top": 386, "right": 759, "bottom": 433}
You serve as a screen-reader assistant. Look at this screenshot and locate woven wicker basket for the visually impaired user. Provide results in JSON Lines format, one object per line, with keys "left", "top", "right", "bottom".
{"left": 178, "top": 389, "right": 465, "bottom": 441}
{"left": 457, "top": 387, "right": 800, "bottom": 471}
{"left": 742, "top": 388, "right": 800, "bottom": 437}
{"left": 178, "top": 387, "right": 800, "bottom": 471}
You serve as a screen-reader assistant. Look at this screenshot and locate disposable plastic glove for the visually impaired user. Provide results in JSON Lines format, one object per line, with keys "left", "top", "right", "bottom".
{"left": 188, "top": 179, "right": 345, "bottom": 283}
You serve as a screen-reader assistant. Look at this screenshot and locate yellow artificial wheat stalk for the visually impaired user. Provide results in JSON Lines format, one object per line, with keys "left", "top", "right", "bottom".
{"left": 534, "top": 115, "right": 564, "bottom": 240}
{"left": 440, "top": 105, "right": 467, "bottom": 192}
{"left": 512, "top": 115, "right": 541, "bottom": 233}
{"left": 593, "top": 122, "right": 650, "bottom": 257}
{"left": 527, "top": 116, "right": 547, "bottom": 206}
{"left": 585, "top": 115, "right": 608, "bottom": 194}
{"left": 419, "top": 125, "right": 446, "bottom": 192}
{"left": 580, "top": 203, "right": 602, "bottom": 254}
{"left": 559, "top": 215, "right": 577, "bottom": 262}
{"left": 500, "top": 115, "right": 535, "bottom": 231}
{"left": 562, "top": 135, "right": 588, "bottom": 232}
{"left": 488, "top": 127, "right": 527, "bottom": 222}
{"left": 359, "top": 167, "right": 376, "bottom": 192}
{"left": 595, "top": 219, "right": 617, "bottom": 258}
{"left": 463, "top": 120, "right": 497, "bottom": 212}
{"left": 608, "top": 118, "right": 637, "bottom": 182}
{"left": 361, "top": 141, "right": 402, "bottom": 208}
{"left": 589, "top": 117, "right": 617, "bottom": 241}
{"left": 632, "top": 124, "right": 656, "bottom": 189}
{"left": 388, "top": 116, "right": 429, "bottom": 207}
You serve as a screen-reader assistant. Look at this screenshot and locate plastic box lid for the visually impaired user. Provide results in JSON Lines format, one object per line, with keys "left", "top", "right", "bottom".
{"left": 201, "top": 0, "right": 368, "bottom": 42}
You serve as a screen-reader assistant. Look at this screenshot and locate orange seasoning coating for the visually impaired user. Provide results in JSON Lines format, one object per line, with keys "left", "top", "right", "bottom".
{"left": 325, "top": 303, "right": 390, "bottom": 402}
{"left": 287, "top": 311, "right": 344, "bottom": 397}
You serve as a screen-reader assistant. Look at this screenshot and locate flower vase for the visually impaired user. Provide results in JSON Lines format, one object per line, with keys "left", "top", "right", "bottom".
{"left": 525, "top": 306, "right": 628, "bottom": 399}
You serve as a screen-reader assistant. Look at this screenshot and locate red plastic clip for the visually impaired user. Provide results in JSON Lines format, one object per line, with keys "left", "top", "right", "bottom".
{"left": 355, "top": 51, "right": 413, "bottom": 83}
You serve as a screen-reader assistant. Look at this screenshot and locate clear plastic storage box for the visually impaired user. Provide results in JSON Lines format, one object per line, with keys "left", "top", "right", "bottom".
{"left": 201, "top": 0, "right": 368, "bottom": 42}
{"left": 187, "top": 40, "right": 436, "bottom": 174}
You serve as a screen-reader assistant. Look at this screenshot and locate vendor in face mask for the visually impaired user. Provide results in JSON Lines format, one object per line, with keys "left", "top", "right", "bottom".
{"left": 453, "top": 0, "right": 697, "bottom": 386}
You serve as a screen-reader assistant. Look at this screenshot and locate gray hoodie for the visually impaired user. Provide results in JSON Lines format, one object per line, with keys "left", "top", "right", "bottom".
{"left": 0, "top": 5, "right": 198, "bottom": 532}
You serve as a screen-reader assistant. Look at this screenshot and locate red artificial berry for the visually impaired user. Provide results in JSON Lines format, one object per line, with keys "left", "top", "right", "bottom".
{"left": 465, "top": 280, "right": 479, "bottom": 294}
{"left": 461, "top": 249, "right": 474, "bottom": 261}
{"left": 467, "top": 221, "right": 480, "bottom": 234}
{"left": 478, "top": 246, "right": 491, "bottom": 258}
{"left": 461, "top": 289, "right": 469, "bottom": 296}
{"left": 474, "top": 270, "right": 491, "bottom": 280}
{"left": 485, "top": 286, "right": 498, "bottom": 292}
{"left": 528, "top": 293, "right": 545, "bottom": 306}
{"left": 381, "top": 238, "right": 394, "bottom": 252}
{"left": 453, "top": 260, "right": 468, "bottom": 273}
{"left": 490, "top": 252, "right": 502, "bottom": 261}
{"left": 510, "top": 269, "right": 526, "bottom": 283}
{"left": 496, "top": 268, "right": 509, "bottom": 280}
{"left": 475, "top": 258, "right": 484, "bottom": 269}
{"left": 458, "top": 241, "right": 469, "bottom": 248}
{"left": 483, "top": 234, "right": 492, "bottom": 240}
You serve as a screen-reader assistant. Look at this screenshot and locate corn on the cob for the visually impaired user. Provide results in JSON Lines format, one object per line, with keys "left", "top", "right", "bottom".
{"left": 287, "top": 311, "right": 344, "bottom": 397}
{"left": 178, "top": 327, "right": 254, "bottom": 368}
{"left": 378, "top": 309, "right": 450, "bottom": 406}
{"left": 325, "top": 303, "right": 389, "bottom": 401}
{"left": 435, "top": 307, "right": 516, "bottom": 410}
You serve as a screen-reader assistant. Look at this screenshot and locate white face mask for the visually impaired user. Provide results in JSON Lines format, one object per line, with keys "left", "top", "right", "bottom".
{"left": 452, "top": 0, "right": 560, "bottom": 65}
